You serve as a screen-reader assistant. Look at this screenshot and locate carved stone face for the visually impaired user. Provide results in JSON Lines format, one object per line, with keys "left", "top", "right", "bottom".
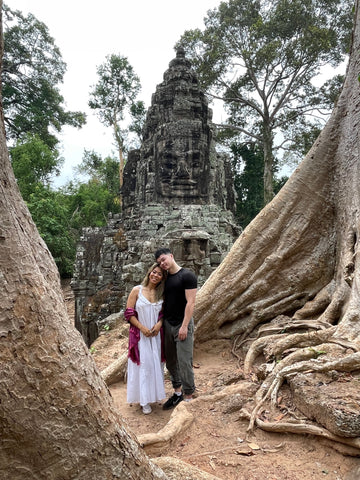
{"left": 156, "top": 127, "right": 209, "bottom": 199}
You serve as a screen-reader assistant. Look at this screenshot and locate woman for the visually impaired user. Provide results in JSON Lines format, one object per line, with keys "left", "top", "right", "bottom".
{"left": 124, "top": 263, "right": 166, "bottom": 414}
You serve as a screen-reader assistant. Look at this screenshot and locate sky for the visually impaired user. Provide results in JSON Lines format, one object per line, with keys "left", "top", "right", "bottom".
{"left": 9, "top": 0, "right": 223, "bottom": 186}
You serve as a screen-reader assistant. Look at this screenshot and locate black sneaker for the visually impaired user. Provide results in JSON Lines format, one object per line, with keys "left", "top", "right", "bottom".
{"left": 162, "top": 393, "right": 183, "bottom": 410}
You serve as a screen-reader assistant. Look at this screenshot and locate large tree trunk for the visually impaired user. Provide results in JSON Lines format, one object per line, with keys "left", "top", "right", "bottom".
{"left": 195, "top": 1, "right": 360, "bottom": 344}
{"left": 194, "top": 0, "right": 360, "bottom": 431}
{"left": 0, "top": 6, "right": 166, "bottom": 479}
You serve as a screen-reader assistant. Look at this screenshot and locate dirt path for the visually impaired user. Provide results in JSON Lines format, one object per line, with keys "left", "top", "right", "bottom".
{"left": 62, "top": 282, "right": 359, "bottom": 479}
{"left": 108, "top": 339, "right": 359, "bottom": 480}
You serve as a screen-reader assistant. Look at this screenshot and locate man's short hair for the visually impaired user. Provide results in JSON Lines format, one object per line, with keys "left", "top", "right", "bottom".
{"left": 155, "top": 247, "right": 172, "bottom": 260}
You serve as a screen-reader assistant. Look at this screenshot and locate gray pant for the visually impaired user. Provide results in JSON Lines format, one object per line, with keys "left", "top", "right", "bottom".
{"left": 163, "top": 318, "right": 195, "bottom": 395}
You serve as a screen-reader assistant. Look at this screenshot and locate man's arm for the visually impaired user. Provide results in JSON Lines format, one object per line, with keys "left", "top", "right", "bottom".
{"left": 178, "top": 288, "right": 197, "bottom": 340}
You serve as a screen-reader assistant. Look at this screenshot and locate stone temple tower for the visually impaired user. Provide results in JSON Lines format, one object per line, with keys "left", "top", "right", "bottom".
{"left": 71, "top": 47, "right": 240, "bottom": 346}
{"left": 122, "top": 46, "right": 235, "bottom": 213}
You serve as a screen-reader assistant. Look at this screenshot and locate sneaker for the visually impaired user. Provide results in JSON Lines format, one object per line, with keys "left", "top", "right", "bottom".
{"left": 162, "top": 393, "right": 183, "bottom": 410}
{"left": 142, "top": 404, "right": 152, "bottom": 415}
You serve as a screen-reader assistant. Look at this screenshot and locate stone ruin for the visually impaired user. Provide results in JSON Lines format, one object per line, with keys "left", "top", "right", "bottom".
{"left": 71, "top": 47, "right": 241, "bottom": 346}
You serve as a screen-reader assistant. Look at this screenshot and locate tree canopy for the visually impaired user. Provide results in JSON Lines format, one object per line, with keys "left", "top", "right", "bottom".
{"left": 179, "top": 0, "right": 354, "bottom": 204}
{"left": 10, "top": 134, "right": 62, "bottom": 202}
{"left": 89, "top": 54, "right": 145, "bottom": 196}
{"left": 2, "top": 4, "right": 86, "bottom": 149}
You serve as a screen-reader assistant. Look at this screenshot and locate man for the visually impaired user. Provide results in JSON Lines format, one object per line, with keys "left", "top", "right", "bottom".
{"left": 155, "top": 247, "right": 197, "bottom": 409}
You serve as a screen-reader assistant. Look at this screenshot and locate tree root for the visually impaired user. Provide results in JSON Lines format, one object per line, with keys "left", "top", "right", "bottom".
{"left": 253, "top": 345, "right": 323, "bottom": 403}
{"left": 248, "top": 350, "right": 360, "bottom": 432}
{"left": 268, "top": 350, "right": 360, "bottom": 405}
{"left": 137, "top": 383, "right": 254, "bottom": 454}
{"left": 137, "top": 402, "right": 194, "bottom": 454}
{"left": 101, "top": 352, "right": 127, "bottom": 386}
{"left": 151, "top": 456, "right": 223, "bottom": 480}
{"left": 255, "top": 418, "right": 360, "bottom": 453}
{"left": 262, "top": 328, "right": 360, "bottom": 360}
{"left": 257, "top": 318, "right": 332, "bottom": 337}
{"left": 244, "top": 324, "right": 359, "bottom": 375}
{"left": 244, "top": 327, "right": 337, "bottom": 374}
{"left": 292, "top": 280, "right": 336, "bottom": 320}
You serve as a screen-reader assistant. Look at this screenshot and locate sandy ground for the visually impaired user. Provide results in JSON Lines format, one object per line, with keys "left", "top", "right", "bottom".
{"left": 106, "top": 339, "right": 359, "bottom": 480}
{"left": 63, "top": 280, "right": 360, "bottom": 480}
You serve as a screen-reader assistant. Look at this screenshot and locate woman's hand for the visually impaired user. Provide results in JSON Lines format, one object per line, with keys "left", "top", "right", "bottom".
{"left": 150, "top": 321, "right": 162, "bottom": 336}
{"left": 140, "top": 325, "right": 152, "bottom": 337}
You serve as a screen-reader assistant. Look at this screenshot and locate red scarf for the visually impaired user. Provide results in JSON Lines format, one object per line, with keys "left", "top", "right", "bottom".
{"left": 124, "top": 308, "right": 165, "bottom": 364}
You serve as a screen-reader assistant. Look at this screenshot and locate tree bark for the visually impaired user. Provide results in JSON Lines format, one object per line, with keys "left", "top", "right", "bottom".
{"left": 262, "top": 114, "right": 275, "bottom": 205}
{"left": 0, "top": 5, "right": 166, "bottom": 478}
{"left": 194, "top": 0, "right": 360, "bottom": 357}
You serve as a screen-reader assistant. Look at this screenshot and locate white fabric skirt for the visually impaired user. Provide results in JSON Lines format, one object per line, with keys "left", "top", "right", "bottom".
{"left": 127, "top": 334, "right": 165, "bottom": 406}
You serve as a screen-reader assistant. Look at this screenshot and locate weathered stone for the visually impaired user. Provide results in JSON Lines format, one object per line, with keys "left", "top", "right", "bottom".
{"left": 72, "top": 47, "right": 241, "bottom": 346}
{"left": 289, "top": 372, "right": 360, "bottom": 437}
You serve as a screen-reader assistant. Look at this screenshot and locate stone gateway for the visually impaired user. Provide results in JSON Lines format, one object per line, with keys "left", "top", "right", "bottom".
{"left": 71, "top": 47, "right": 240, "bottom": 346}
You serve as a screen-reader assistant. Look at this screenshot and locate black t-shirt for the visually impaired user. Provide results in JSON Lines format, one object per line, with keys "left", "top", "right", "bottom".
{"left": 163, "top": 268, "right": 197, "bottom": 326}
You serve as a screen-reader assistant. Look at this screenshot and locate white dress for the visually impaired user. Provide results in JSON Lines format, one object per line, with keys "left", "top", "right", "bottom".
{"left": 127, "top": 286, "right": 166, "bottom": 406}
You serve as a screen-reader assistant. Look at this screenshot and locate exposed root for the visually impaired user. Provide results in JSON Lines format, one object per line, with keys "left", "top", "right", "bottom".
{"left": 253, "top": 345, "right": 323, "bottom": 403}
{"left": 137, "top": 403, "right": 194, "bottom": 454}
{"left": 244, "top": 327, "right": 336, "bottom": 374}
{"left": 269, "top": 350, "right": 360, "bottom": 405}
{"left": 137, "top": 383, "right": 254, "bottom": 454}
{"left": 249, "top": 350, "right": 360, "bottom": 432}
{"left": 152, "top": 456, "right": 223, "bottom": 480}
{"left": 257, "top": 318, "right": 332, "bottom": 337}
{"left": 263, "top": 327, "right": 349, "bottom": 359}
{"left": 101, "top": 353, "right": 127, "bottom": 386}
{"left": 293, "top": 281, "right": 335, "bottom": 320}
{"left": 255, "top": 418, "right": 360, "bottom": 452}
{"left": 315, "top": 282, "right": 350, "bottom": 325}
{"left": 243, "top": 333, "right": 285, "bottom": 374}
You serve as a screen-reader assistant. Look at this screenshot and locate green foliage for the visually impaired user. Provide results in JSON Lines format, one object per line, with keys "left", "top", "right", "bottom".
{"left": 232, "top": 143, "right": 265, "bottom": 227}
{"left": 3, "top": 4, "right": 86, "bottom": 149}
{"left": 27, "top": 185, "right": 76, "bottom": 277}
{"left": 89, "top": 54, "right": 144, "bottom": 195}
{"left": 3, "top": 5, "right": 126, "bottom": 278}
{"left": 89, "top": 54, "right": 143, "bottom": 150}
{"left": 70, "top": 181, "right": 111, "bottom": 228}
{"left": 232, "top": 142, "right": 289, "bottom": 227}
{"left": 77, "top": 149, "right": 121, "bottom": 195}
{"left": 73, "top": 150, "right": 121, "bottom": 227}
{"left": 11, "top": 140, "right": 121, "bottom": 276}
{"left": 10, "top": 134, "right": 63, "bottom": 201}
{"left": 129, "top": 100, "right": 146, "bottom": 143}
{"left": 179, "top": 0, "right": 353, "bottom": 202}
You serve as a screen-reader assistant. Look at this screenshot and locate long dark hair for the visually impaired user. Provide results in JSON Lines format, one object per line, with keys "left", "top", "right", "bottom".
{"left": 141, "top": 263, "right": 166, "bottom": 301}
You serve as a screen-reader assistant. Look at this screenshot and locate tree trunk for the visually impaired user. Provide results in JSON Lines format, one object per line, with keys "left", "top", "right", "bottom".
{"left": 195, "top": 0, "right": 360, "bottom": 354}
{"left": 262, "top": 117, "right": 275, "bottom": 205}
{"left": 0, "top": 7, "right": 166, "bottom": 479}
{"left": 114, "top": 120, "right": 124, "bottom": 208}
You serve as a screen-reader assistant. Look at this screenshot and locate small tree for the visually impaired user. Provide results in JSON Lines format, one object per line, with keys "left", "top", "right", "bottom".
{"left": 89, "top": 54, "right": 144, "bottom": 204}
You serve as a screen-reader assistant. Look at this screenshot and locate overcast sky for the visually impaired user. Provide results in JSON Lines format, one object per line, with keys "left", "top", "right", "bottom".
{"left": 9, "top": 0, "right": 223, "bottom": 186}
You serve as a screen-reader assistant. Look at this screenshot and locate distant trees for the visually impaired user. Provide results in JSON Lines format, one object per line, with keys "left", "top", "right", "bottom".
{"left": 231, "top": 143, "right": 287, "bottom": 227}
{"left": 68, "top": 150, "right": 121, "bottom": 230}
{"left": 10, "top": 134, "right": 61, "bottom": 202}
{"left": 179, "top": 0, "right": 354, "bottom": 205}
{"left": 3, "top": 4, "right": 86, "bottom": 149}
{"left": 2, "top": 5, "right": 125, "bottom": 277}
{"left": 89, "top": 54, "right": 145, "bottom": 199}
